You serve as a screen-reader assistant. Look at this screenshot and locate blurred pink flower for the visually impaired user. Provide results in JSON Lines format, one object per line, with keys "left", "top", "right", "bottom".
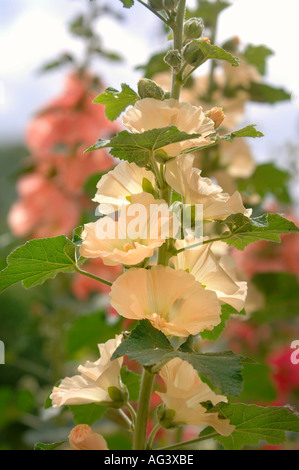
{"left": 26, "top": 73, "right": 118, "bottom": 154}
{"left": 8, "top": 173, "right": 80, "bottom": 238}
{"left": 267, "top": 345, "right": 299, "bottom": 405}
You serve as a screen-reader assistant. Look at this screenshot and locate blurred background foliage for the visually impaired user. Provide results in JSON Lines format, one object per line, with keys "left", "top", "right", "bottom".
{"left": 0, "top": 0, "right": 299, "bottom": 450}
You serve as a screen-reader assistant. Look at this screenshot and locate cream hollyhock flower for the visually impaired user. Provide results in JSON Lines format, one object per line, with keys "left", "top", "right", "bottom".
{"left": 93, "top": 161, "right": 156, "bottom": 213}
{"left": 157, "top": 358, "right": 234, "bottom": 436}
{"left": 122, "top": 98, "right": 215, "bottom": 157}
{"left": 69, "top": 425, "right": 109, "bottom": 450}
{"left": 110, "top": 265, "right": 221, "bottom": 337}
{"left": 172, "top": 241, "right": 247, "bottom": 312}
{"left": 50, "top": 335, "right": 123, "bottom": 407}
{"left": 220, "top": 139, "right": 256, "bottom": 179}
{"left": 80, "top": 193, "right": 172, "bottom": 266}
{"left": 165, "top": 154, "right": 252, "bottom": 220}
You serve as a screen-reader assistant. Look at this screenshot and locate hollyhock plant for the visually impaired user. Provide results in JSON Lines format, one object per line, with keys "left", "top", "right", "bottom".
{"left": 2, "top": 0, "right": 299, "bottom": 452}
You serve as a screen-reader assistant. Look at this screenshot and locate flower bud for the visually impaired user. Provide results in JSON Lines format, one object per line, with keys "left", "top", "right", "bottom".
{"left": 157, "top": 404, "right": 176, "bottom": 429}
{"left": 69, "top": 425, "right": 109, "bottom": 450}
{"left": 182, "top": 39, "right": 209, "bottom": 67}
{"left": 206, "top": 107, "right": 225, "bottom": 129}
{"left": 163, "top": 0, "right": 179, "bottom": 11}
{"left": 184, "top": 17, "right": 204, "bottom": 39}
{"left": 164, "top": 49, "right": 182, "bottom": 71}
{"left": 108, "top": 385, "right": 129, "bottom": 408}
{"left": 148, "top": 0, "right": 164, "bottom": 10}
{"left": 154, "top": 149, "right": 171, "bottom": 163}
{"left": 138, "top": 78, "right": 164, "bottom": 101}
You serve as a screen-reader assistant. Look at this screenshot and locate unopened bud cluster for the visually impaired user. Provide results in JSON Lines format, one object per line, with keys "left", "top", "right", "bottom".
{"left": 164, "top": 49, "right": 182, "bottom": 71}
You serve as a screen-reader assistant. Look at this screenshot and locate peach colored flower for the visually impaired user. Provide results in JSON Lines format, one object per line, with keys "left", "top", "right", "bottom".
{"left": 165, "top": 154, "right": 252, "bottom": 220}
{"left": 80, "top": 193, "right": 171, "bottom": 266}
{"left": 93, "top": 161, "right": 156, "bottom": 212}
{"left": 50, "top": 335, "right": 123, "bottom": 407}
{"left": 69, "top": 425, "right": 108, "bottom": 450}
{"left": 171, "top": 242, "right": 247, "bottom": 311}
{"left": 122, "top": 98, "right": 215, "bottom": 157}
{"left": 110, "top": 265, "right": 221, "bottom": 337}
{"left": 157, "top": 358, "right": 234, "bottom": 435}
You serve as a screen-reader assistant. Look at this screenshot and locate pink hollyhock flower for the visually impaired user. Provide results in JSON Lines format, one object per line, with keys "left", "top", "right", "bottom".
{"left": 35, "top": 149, "right": 114, "bottom": 195}
{"left": 231, "top": 231, "right": 299, "bottom": 279}
{"left": 72, "top": 258, "right": 122, "bottom": 299}
{"left": 8, "top": 173, "right": 80, "bottom": 238}
{"left": 267, "top": 345, "right": 299, "bottom": 405}
{"left": 26, "top": 73, "right": 118, "bottom": 154}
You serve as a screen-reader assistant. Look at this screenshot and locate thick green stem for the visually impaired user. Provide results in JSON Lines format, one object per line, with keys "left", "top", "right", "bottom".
{"left": 171, "top": 0, "right": 186, "bottom": 100}
{"left": 133, "top": 369, "right": 155, "bottom": 450}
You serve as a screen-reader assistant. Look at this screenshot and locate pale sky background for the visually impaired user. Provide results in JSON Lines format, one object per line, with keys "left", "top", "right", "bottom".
{"left": 0, "top": 0, "right": 299, "bottom": 197}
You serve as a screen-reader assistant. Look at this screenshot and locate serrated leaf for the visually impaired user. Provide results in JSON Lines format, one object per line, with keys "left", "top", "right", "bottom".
{"left": 69, "top": 403, "right": 107, "bottom": 426}
{"left": 0, "top": 236, "right": 77, "bottom": 293}
{"left": 206, "top": 44, "right": 240, "bottom": 67}
{"left": 247, "top": 82, "right": 291, "bottom": 104}
{"left": 223, "top": 213, "right": 299, "bottom": 251}
{"left": 93, "top": 83, "right": 139, "bottom": 121}
{"left": 222, "top": 124, "right": 264, "bottom": 142}
{"left": 112, "top": 320, "right": 244, "bottom": 396}
{"left": 86, "top": 126, "right": 201, "bottom": 166}
{"left": 200, "top": 305, "right": 246, "bottom": 341}
{"left": 35, "top": 441, "right": 66, "bottom": 451}
{"left": 243, "top": 44, "right": 273, "bottom": 75}
{"left": 119, "top": 0, "right": 134, "bottom": 7}
{"left": 205, "top": 403, "right": 299, "bottom": 450}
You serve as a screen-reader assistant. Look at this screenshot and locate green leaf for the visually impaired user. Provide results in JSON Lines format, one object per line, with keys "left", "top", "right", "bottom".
{"left": 251, "top": 273, "right": 299, "bottom": 323}
{"left": 0, "top": 236, "right": 77, "bottom": 293}
{"left": 93, "top": 83, "right": 139, "bottom": 121}
{"left": 222, "top": 124, "right": 264, "bottom": 142}
{"left": 222, "top": 213, "right": 299, "bottom": 251}
{"left": 39, "top": 53, "right": 74, "bottom": 73}
{"left": 247, "top": 82, "right": 291, "bottom": 104}
{"left": 243, "top": 44, "right": 273, "bottom": 75}
{"left": 119, "top": 0, "right": 134, "bottom": 7}
{"left": 206, "top": 403, "right": 299, "bottom": 450}
{"left": 35, "top": 441, "right": 66, "bottom": 451}
{"left": 205, "top": 44, "right": 240, "bottom": 67}
{"left": 66, "top": 311, "right": 122, "bottom": 357}
{"left": 200, "top": 304, "right": 246, "bottom": 341}
{"left": 238, "top": 163, "right": 291, "bottom": 203}
{"left": 86, "top": 126, "right": 201, "bottom": 166}
{"left": 69, "top": 403, "right": 107, "bottom": 426}
{"left": 238, "top": 363, "right": 277, "bottom": 404}
{"left": 120, "top": 367, "right": 141, "bottom": 402}
{"left": 112, "top": 320, "right": 244, "bottom": 396}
